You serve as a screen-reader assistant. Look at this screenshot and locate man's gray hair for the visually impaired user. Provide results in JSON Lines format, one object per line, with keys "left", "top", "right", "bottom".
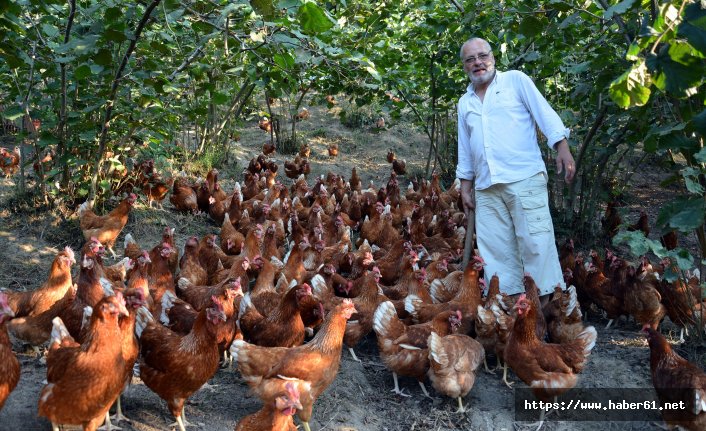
{"left": 459, "top": 38, "right": 493, "bottom": 60}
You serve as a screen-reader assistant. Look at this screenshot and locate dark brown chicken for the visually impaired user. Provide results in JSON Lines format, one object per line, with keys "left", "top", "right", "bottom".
{"left": 644, "top": 326, "right": 706, "bottom": 431}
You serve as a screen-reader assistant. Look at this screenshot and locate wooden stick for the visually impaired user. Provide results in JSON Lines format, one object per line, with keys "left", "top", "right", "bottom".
{"left": 462, "top": 209, "right": 475, "bottom": 268}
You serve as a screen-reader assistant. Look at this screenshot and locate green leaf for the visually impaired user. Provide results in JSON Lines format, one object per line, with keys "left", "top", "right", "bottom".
{"left": 79, "top": 130, "right": 97, "bottom": 141}
{"left": 647, "top": 42, "right": 705, "bottom": 96}
{"left": 212, "top": 92, "right": 229, "bottom": 105}
{"left": 273, "top": 52, "right": 295, "bottom": 69}
{"left": 603, "top": 0, "right": 636, "bottom": 20}
{"left": 614, "top": 230, "right": 664, "bottom": 256}
{"left": 626, "top": 43, "right": 640, "bottom": 61}
{"left": 105, "top": 6, "right": 122, "bottom": 22}
{"left": 657, "top": 197, "right": 706, "bottom": 232}
{"left": 104, "top": 28, "right": 127, "bottom": 42}
{"left": 94, "top": 48, "right": 113, "bottom": 66}
{"left": 297, "top": 2, "right": 334, "bottom": 35}
{"left": 681, "top": 167, "right": 705, "bottom": 194}
{"left": 1, "top": 105, "right": 24, "bottom": 121}
{"left": 695, "top": 146, "right": 706, "bottom": 163}
{"left": 41, "top": 23, "right": 60, "bottom": 38}
{"left": 518, "top": 15, "right": 545, "bottom": 37}
{"left": 609, "top": 62, "right": 652, "bottom": 108}
{"left": 678, "top": 3, "right": 706, "bottom": 54}
{"left": 74, "top": 64, "right": 91, "bottom": 80}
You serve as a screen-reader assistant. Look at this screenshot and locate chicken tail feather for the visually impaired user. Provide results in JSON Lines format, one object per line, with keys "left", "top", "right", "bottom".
{"left": 373, "top": 301, "right": 403, "bottom": 339}
{"left": 50, "top": 317, "right": 73, "bottom": 347}
{"left": 135, "top": 306, "right": 154, "bottom": 338}
{"left": 160, "top": 290, "right": 178, "bottom": 325}
{"left": 428, "top": 332, "right": 448, "bottom": 367}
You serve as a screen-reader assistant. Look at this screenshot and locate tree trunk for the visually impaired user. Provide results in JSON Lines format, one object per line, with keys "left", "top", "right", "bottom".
{"left": 89, "top": 0, "right": 162, "bottom": 202}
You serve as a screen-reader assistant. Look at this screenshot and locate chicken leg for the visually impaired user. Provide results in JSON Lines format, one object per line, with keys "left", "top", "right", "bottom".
{"left": 391, "top": 372, "right": 411, "bottom": 397}
{"left": 110, "top": 396, "right": 130, "bottom": 423}
{"left": 418, "top": 381, "right": 433, "bottom": 399}
{"left": 169, "top": 407, "right": 194, "bottom": 431}
{"left": 98, "top": 411, "right": 122, "bottom": 431}
{"left": 502, "top": 362, "right": 514, "bottom": 388}
{"left": 348, "top": 347, "right": 362, "bottom": 362}
{"left": 456, "top": 396, "right": 466, "bottom": 413}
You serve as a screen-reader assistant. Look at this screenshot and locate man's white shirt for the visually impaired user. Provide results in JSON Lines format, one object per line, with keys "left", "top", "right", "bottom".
{"left": 456, "top": 70, "right": 569, "bottom": 190}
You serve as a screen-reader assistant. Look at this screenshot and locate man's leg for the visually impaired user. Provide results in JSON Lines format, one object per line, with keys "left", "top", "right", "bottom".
{"left": 505, "top": 173, "right": 564, "bottom": 296}
{"left": 475, "top": 184, "right": 524, "bottom": 295}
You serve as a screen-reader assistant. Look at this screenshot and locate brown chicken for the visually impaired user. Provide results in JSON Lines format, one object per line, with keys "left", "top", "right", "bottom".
{"left": 392, "top": 158, "right": 407, "bottom": 176}
{"left": 179, "top": 236, "right": 208, "bottom": 287}
{"left": 620, "top": 263, "right": 665, "bottom": 330}
{"left": 643, "top": 326, "right": 706, "bottom": 431}
{"left": 137, "top": 295, "right": 228, "bottom": 431}
{"left": 5, "top": 247, "right": 75, "bottom": 346}
{"left": 262, "top": 141, "right": 276, "bottom": 155}
{"left": 58, "top": 253, "right": 113, "bottom": 340}
{"left": 406, "top": 256, "right": 485, "bottom": 325}
{"left": 79, "top": 194, "right": 137, "bottom": 258}
{"left": 0, "top": 293, "right": 19, "bottom": 412}
{"left": 504, "top": 294, "right": 597, "bottom": 415}
{"left": 543, "top": 286, "right": 586, "bottom": 344}
{"left": 427, "top": 331, "right": 484, "bottom": 413}
{"left": 259, "top": 117, "right": 272, "bottom": 133}
{"left": 660, "top": 230, "right": 678, "bottom": 250}
{"left": 238, "top": 284, "right": 313, "bottom": 347}
{"left": 38, "top": 294, "right": 129, "bottom": 431}
{"left": 106, "top": 288, "right": 146, "bottom": 427}
{"left": 170, "top": 177, "right": 198, "bottom": 213}
{"left": 284, "top": 156, "right": 310, "bottom": 179}
{"left": 295, "top": 107, "right": 310, "bottom": 120}
{"left": 601, "top": 200, "right": 621, "bottom": 240}
{"left": 230, "top": 300, "right": 356, "bottom": 431}
{"left": 221, "top": 213, "right": 245, "bottom": 256}
{"left": 328, "top": 142, "right": 338, "bottom": 158}
{"left": 627, "top": 210, "right": 650, "bottom": 237}
{"left": 373, "top": 300, "right": 465, "bottom": 397}
{"left": 234, "top": 382, "right": 303, "bottom": 431}
{"left": 143, "top": 177, "right": 174, "bottom": 210}
{"left": 0, "top": 146, "right": 20, "bottom": 177}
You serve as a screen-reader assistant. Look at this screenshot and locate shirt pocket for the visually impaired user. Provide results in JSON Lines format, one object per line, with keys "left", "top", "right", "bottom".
{"left": 518, "top": 189, "right": 551, "bottom": 235}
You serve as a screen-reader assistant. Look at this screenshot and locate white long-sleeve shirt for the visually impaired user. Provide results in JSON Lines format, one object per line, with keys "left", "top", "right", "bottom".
{"left": 456, "top": 70, "right": 570, "bottom": 190}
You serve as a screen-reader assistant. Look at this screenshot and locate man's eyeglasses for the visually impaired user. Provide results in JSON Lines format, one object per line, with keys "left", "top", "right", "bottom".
{"left": 463, "top": 52, "right": 492, "bottom": 64}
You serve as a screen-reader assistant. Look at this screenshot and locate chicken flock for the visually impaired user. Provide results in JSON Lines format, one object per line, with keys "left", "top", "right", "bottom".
{"left": 0, "top": 147, "right": 704, "bottom": 431}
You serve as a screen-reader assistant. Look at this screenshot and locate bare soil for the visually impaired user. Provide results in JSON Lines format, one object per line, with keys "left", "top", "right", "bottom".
{"left": 0, "top": 100, "right": 702, "bottom": 431}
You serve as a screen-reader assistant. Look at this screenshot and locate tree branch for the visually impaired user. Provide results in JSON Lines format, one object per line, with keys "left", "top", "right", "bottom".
{"left": 89, "top": 0, "right": 162, "bottom": 202}
{"left": 58, "top": 0, "right": 76, "bottom": 187}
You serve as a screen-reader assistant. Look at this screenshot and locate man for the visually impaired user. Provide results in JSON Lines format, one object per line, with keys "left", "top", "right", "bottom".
{"left": 456, "top": 37, "right": 575, "bottom": 298}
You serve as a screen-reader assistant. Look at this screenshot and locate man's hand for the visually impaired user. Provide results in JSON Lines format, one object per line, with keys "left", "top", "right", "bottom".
{"left": 460, "top": 179, "right": 475, "bottom": 218}
{"left": 554, "top": 139, "right": 575, "bottom": 183}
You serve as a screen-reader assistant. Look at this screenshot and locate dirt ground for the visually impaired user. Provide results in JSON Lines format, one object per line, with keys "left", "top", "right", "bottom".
{"left": 0, "top": 100, "right": 702, "bottom": 431}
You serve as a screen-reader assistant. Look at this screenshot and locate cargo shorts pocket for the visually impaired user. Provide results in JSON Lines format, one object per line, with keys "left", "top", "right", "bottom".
{"left": 518, "top": 189, "right": 552, "bottom": 235}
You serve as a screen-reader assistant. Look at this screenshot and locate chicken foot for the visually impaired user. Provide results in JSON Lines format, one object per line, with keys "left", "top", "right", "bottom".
{"left": 456, "top": 396, "right": 466, "bottom": 413}
{"left": 97, "top": 411, "right": 122, "bottom": 431}
{"left": 110, "top": 396, "right": 130, "bottom": 424}
{"left": 348, "top": 347, "right": 362, "bottom": 363}
{"left": 482, "top": 356, "right": 496, "bottom": 374}
{"left": 169, "top": 408, "right": 201, "bottom": 431}
{"left": 501, "top": 362, "right": 514, "bottom": 388}
{"left": 418, "top": 381, "right": 433, "bottom": 399}
{"left": 391, "top": 372, "right": 412, "bottom": 397}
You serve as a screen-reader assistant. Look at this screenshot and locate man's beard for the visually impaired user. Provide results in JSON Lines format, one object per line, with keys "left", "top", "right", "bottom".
{"left": 468, "top": 65, "right": 495, "bottom": 86}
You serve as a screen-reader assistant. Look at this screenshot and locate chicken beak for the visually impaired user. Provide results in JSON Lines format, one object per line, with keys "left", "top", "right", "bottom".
{"left": 117, "top": 299, "right": 129, "bottom": 316}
